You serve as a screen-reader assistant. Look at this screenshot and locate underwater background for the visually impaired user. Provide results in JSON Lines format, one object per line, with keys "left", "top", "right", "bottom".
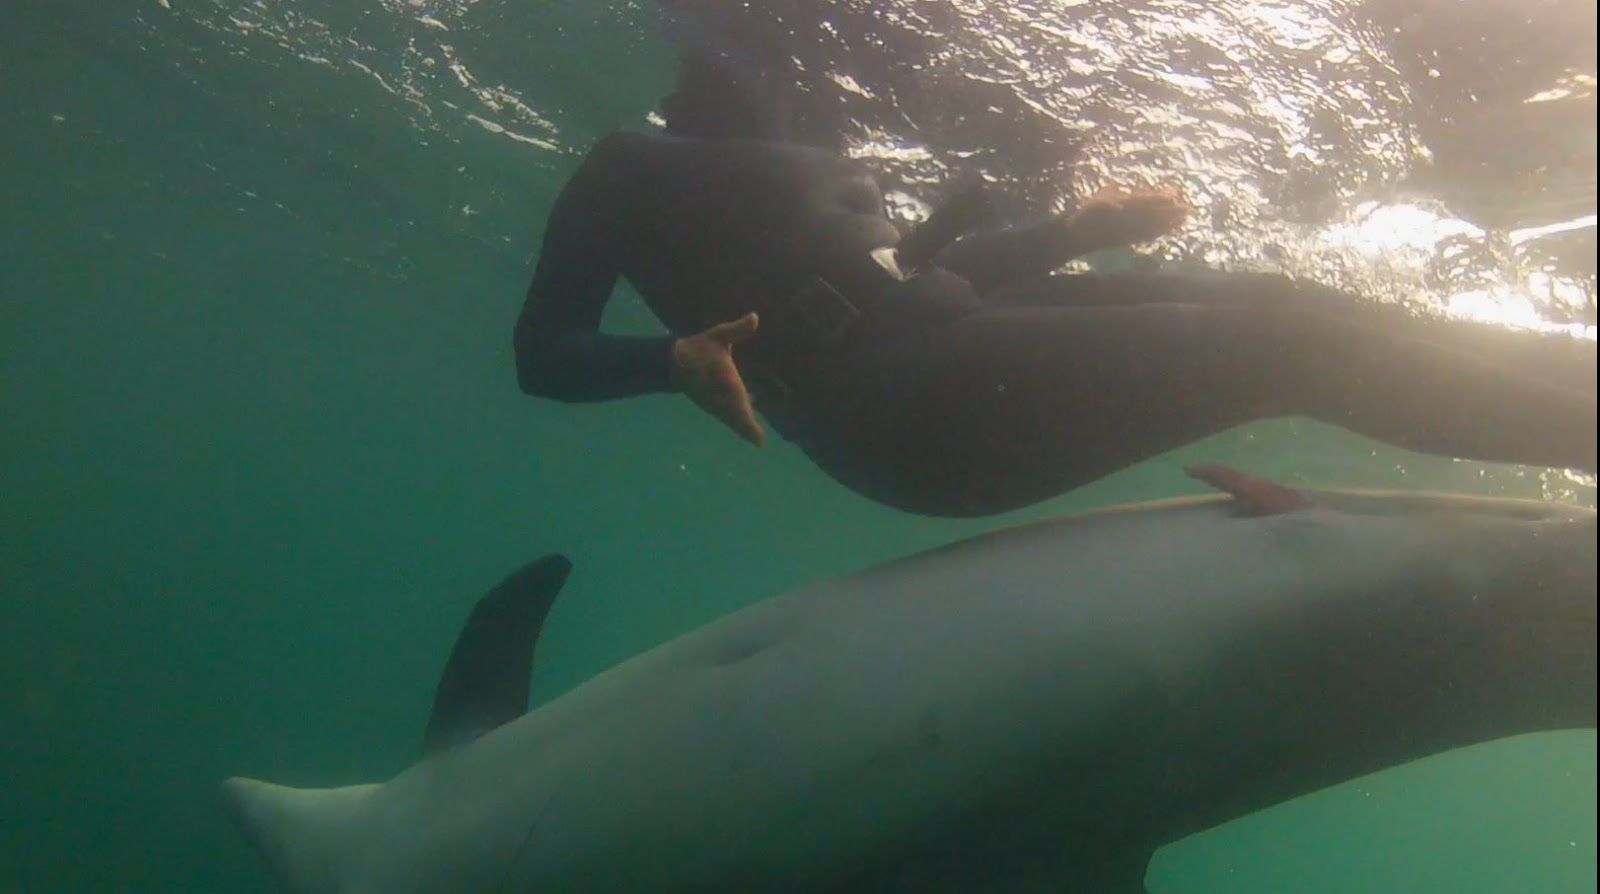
{"left": 1, "top": 0, "right": 1594, "bottom": 891}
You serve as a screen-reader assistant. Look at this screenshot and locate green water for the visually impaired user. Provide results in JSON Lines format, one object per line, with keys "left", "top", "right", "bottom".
{"left": 1, "top": 2, "right": 1594, "bottom": 892}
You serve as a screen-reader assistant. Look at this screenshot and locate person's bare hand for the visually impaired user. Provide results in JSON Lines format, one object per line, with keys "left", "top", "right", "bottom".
{"left": 1070, "top": 185, "right": 1189, "bottom": 248}
{"left": 671, "top": 313, "right": 766, "bottom": 447}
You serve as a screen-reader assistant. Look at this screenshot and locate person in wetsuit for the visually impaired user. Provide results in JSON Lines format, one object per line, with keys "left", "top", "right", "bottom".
{"left": 514, "top": 56, "right": 1598, "bottom": 517}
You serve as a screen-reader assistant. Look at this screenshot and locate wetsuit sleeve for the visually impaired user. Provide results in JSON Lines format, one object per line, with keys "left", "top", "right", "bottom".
{"left": 512, "top": 162, "right": 676, "bottom": 403}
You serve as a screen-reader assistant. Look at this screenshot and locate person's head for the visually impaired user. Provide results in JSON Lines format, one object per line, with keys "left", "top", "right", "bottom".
{"left": 660, "top": 51, "right": 790, "bottom": 142}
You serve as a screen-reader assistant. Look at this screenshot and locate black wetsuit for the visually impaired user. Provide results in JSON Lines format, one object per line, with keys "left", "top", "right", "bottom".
{"left": 515, "top": 131, "right": 1597, "bottom": 516}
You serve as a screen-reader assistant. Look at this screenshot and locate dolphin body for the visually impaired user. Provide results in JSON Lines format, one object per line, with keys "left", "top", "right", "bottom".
{"left": 222, "top": 470, "right": 1597, "bottom": 893}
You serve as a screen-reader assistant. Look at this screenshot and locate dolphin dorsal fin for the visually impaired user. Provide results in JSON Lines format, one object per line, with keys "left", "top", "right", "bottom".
{"left": 1185, "top": 464, "right": 1312, "bottom": 516}
{"left": 422, "top": 555, "right": 573, "bottom": 757}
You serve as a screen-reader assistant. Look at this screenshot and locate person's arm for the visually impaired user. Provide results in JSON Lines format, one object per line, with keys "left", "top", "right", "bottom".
{"left": 512, "top": 163, "right": 676, "bottom": 403}
{"left": 933, "top": 187, "right": 1187, "bottom": 293}
{"left": 513, "top": 134, "right": 766, "bottom": 445}
{"left": 513, "top": 304, "right": 677, "bottom": 403}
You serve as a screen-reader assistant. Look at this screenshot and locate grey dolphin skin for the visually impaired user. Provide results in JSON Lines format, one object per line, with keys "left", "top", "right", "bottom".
{"left": 221, "top": 469, "right": 1596, "bottom": 894}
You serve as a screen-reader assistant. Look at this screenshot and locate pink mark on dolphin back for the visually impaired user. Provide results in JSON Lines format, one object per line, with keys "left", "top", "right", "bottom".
{"left": 1184, "top": 465, "right": 1312, "bottom": 517}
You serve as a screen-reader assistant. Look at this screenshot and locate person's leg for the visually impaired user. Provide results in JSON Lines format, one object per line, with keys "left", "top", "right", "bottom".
{"left": 980, "top": 270, "right": 1309, "bottom": 309}
{"left": 817, "top": 299, "right": 1594, "bottom": 516}
{"left": 1280, "top": 304, "right": 1596, "bottom": 473}
{"left": 807, "top": 300, "right": 1267, "bottom": 516}
{"left": 929, "top": 218, "right": 1093, "bottom": 294}
{"left": 985, "top": 271, "right": 1598, "bottom": 400}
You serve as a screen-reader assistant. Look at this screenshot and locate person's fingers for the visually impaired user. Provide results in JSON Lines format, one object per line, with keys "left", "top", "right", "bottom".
{"left": 729, "top": 398, "right": 766, "bottom": 446}
{"left": 686, "top": 357, "right": 765, "bottom": 447}
{"left": 709, "top": 312, "right": 760, "bottom": 347}
{"left": 715, "top": 376, "right": 765, "bottom": 446}
{"left": 1127, "top": 192, "right": 1183, "bottom": 211}
{"left": 1146, "top": 189, "right": 1189, "bottom": 218}
{"left": 1146, "top": 200, "right": 1187, "bottom": 228}
{"left": 1089, "top": 183, "right": 1128, "bottom": 202}
{"left": 1120, "top": 193, "right": 1188, "bottom": 239}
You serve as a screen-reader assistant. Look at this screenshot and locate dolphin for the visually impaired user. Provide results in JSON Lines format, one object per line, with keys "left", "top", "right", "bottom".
{"left": 221, "top": 467, "right": 1597, "bottom": 893}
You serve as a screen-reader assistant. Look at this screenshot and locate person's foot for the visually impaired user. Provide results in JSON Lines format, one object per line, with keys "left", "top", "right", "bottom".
{"left": 1070, "top": 185, "right": 1189, "bottom": 249}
